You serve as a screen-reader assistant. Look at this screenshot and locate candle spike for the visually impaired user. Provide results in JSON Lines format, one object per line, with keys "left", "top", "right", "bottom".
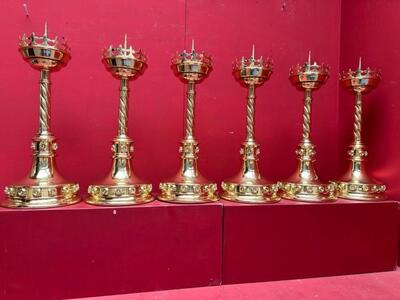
{"left": 308, "top": 50, "right": 311, "bottom": 66}
{"left": 358, "top": 56, "right": 362, "bottom": 70}
{"left": 124, "top": 34, "right": 127, "bottom": 49}
{"left": 44, "top": 21, "right": 48, "bottom": 37}
{"left": 252, "top": 44, "right": 255, "bottom": 59}
{"left": 191, "top": 39, "right": 195, "bottom": 52}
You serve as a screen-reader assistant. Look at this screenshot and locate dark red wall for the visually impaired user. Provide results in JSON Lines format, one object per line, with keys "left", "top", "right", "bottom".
{"left": 340, "top": 0, "right": 400, "bottom": 200}
{"left": 0, "top": 1, "right": 341, "bottom": 197}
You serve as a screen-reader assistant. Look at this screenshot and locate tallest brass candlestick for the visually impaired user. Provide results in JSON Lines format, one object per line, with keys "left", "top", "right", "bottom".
{"left": 159, "top": 41, "right": 218, "bottom": 203}
{"left": 2, "top": 23, "right": 80, "bottom": 208}
{"left": 336, "top": 58, "right": 386, "bottom": 200}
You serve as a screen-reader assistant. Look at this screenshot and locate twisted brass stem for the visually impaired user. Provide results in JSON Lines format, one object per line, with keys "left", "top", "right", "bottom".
{"left": 185, "top": 81, "right": 195, "bottom": 140}
{"left": 302, "top": 89, "right": 312, "bottom": 142}
{"left": 246, "top": 84, "right": 255, "bottom": 142}
{"left": 39, "top": 69, "right": 50, "bottom": 135}
{"left": 353, "top": 91, "right": 362, "bottom": 143}
{"left": 118, "top": 77, "right": 129, "bottom": 137}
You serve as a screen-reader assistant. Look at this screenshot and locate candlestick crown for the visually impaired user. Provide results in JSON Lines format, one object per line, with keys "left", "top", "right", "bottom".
{"left": 172, "top": 49, "right": 212, "bottom": 82}
{"left": 289, "top": 60, "right": 329, "bottom": 90}
{"left": 233, "top": 56, "right": 273, "bottom": 86}
{"left": 103, "top": 42, "right": 147, "bottom": 79}
{"left": 340, "top": 67, "right": 381, "bottom": 94}
{"left": 20, "top": 29, "right": 70, "bottom": 70}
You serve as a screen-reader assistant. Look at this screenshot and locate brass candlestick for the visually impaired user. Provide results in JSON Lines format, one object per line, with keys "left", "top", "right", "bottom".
{"left": 87, "top": 35, "right": 153, "bottom": 206}
{"left": 2, "top": 23, "right": 80, "bottom": 208}
{"left": 282, "top": 52, "right": 336, "bottom": 202}
{"left": 158, "top": 40, "right": 218, "bottom": 203}
{"left": 336, "top": 58, "right": 386, "bottom": 200}
{"left": 221, "top": 46, "right": 280, "bottom": 203}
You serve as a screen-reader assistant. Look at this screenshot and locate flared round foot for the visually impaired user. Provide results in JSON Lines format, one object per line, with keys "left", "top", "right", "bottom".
{"left": 336, "top": 181, "right": 386, "bottom": 201}
{"left": 87, "top": 183, "right": 153, "bottom": 206}
{"left": 221, "top": 182, "right": 280, "bottom": 204}
{"left": 158, "top": 182, "right": 218, "bottom": 204}
{"left": 2, "top": 183, "right": 80, "bottom": 208}
{"left": 282, "top": 182, "right": 337, "bottom": 202}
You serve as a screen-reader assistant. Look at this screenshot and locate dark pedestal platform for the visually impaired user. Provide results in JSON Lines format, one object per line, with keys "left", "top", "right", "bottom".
{"left": 0, "top": 201, "right": 223, "bottom": 299}
{"left": 222, "top": 199, "right": 398, "bottom": 284}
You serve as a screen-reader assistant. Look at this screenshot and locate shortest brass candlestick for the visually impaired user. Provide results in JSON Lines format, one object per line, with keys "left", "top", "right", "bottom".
{"left": 221, "top": 46, "right": 280, "bottom": 203}
{"left": 282, "top": 52, "right": 336, "bottom": 202}
{"left": 87, "top": 35, "right": 153, "bottom": 206}
{"left": 336, "top": 58, "right": 386, "bottom": 200}
{"left": 2, "top": 23, "right": 80, "bottom": 208}
{"left": 158, "top": 40, "right": 218, "bottom": 203}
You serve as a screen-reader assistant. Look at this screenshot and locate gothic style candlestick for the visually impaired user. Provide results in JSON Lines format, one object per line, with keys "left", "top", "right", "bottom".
{"left": 158, "top": 41, "right": 218, "bottom": 203}
{"left": 87, "top": 35, "right": 153, "bottom": 206}
{"left": 282, "top": 52, "right": 336, "bottom": 202}
{"left": 221, "top": 46, "right": 280, "bottom": 203}
{"left": 336, "top": 58, "right": 386, "bottom": 200}
{"left": 2, "top": 23, "right": 79, "bottom": 208}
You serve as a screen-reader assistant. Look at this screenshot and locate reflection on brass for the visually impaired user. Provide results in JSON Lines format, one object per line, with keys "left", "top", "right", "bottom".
{"left": 336, "top": 58, "right": 386, "bottom": 200}
{"left": 158, "top": 40, "right": 218, "bottom": 203}
{"left": 2, "top": 23, "right": 80, "bottom": 208}
{"left": 282, "top": 52, "right": 336, "bottom": 202}
{"left": 87, "top": 35, "right": 153, "bottom": 206}
{"left": 221, "top": 46, "right": 280, "bottom": 203}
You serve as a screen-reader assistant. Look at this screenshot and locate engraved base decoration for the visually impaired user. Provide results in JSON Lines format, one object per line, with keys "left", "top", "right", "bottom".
{"left": 158, "top": 139, "right": 218, "bottom": 203}
{"left": 87, "top": 183, "right": 153, "bottom": 205}
{"left": 335, "top": 143, "right": 386, "bottom": 201}
{"left": 3, "top": 183, "right": 79, "bottom": 208}
{"left": 281, "top": 142, "right": 337, "bottom": 202}
{"left": 86, "top": 136, "right": 154, "bottom": 206}
{"left": 2, "top": 133, "right": 80, "bottom": 208}
{"left": 221, "top": 143, "right": 280, "bottom": 203}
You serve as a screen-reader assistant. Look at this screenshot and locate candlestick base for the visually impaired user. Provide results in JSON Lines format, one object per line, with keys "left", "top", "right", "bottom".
{"left": 282, "top": 141, "right": 337, "bottom": 202}
{"left": 87, "top": 181, "right": 153, "bottom": 206}
{"left": 159, "top": 176, "right": 218, "bottom": 204}
{"left": 336, "top": 181, "right": 386, "bottom": 201}
{"left": 3, "top": 180, "right": 79, "bottom": 208}
{"left": 282, "top": 181, "right": 336, "bottom": 202}
{"left": 221, "top": 179, "right": 280, "bottom": 204}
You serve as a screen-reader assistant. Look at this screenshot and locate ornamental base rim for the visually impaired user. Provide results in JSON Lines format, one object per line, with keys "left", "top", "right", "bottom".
{"left": 158, "top": 182, "right": 218, "bottom": 204}
{"left": 87, "top": 183, "right": 153, "bottom": 206}
{"left": 2, "top": 183, "right": 80, "bottom": 209}
{"left": 221, "top": 181, "right": 280, "bottom": 203}
{"left": 335, "top": 181, "right": 386, "bottom": 201}
{"left": 282, "top": 182, "right": 337, "bottom": 202}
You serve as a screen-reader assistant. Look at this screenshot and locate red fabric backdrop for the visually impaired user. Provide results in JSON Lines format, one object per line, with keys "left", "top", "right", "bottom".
{"left": 0, "top": 0, "right": 343, "bottom": 198}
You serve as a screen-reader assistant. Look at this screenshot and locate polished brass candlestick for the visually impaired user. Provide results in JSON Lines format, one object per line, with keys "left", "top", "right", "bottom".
{"left": 2, "top": 23, "right": 80, "bottom": 208}
{"left": 282, "top": 52, "right": 336, "bottom": 202}
{"left": 158, "top": 40, "right": 218, "bottom": 203}
{"left": 221, "top": 46, "right": 280, "bottom": 203}
{"left": 336, "top": 58, "right": 386, "bottom": 200}
{"left": 87, "top": 35, "right": 153, "bottom": 206}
